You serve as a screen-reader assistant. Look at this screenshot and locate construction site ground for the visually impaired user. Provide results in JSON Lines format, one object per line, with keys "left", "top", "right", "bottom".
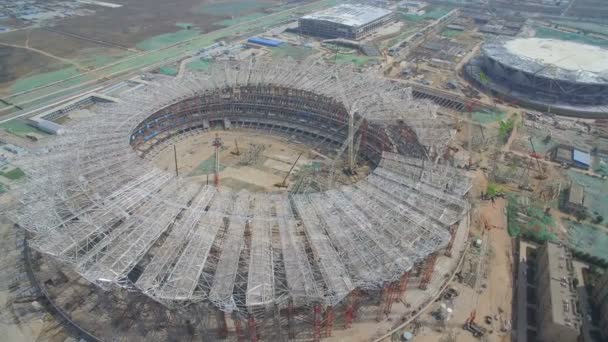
{"left": 151, "top": 130, "right": 369, "bottom": 193}
{"left": 327, "top": 207, "right": 471, "bottom": 342}
{"left": 401, "top": 176, "right": 513, "bottom": 342}
{"left": 0, "top": 213, "right": 66, "bottom": 342}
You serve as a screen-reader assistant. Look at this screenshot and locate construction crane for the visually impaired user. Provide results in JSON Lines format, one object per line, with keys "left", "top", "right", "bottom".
{"left": 212, "top": 133, "right": 222, "bottom": 187}
{"left": 275, "top": 153, "right": 303, "bottom": 189}
{"left": 231, "top": 138, "right": 241, "bottom": 156}
{"left": 528, "top": 137, "right": 547, "bottom": 179}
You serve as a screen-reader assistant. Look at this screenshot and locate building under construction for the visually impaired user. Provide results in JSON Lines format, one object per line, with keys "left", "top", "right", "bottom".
{"left": 8, "top": 60, "right": 471, "bottom": 341}
{"left": 299, "top": 4, "right": 394, "bottom": 40}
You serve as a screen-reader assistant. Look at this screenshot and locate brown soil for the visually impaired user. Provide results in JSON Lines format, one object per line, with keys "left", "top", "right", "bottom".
{"left": 0, "top": 45, "right": 64, "bottom": 86}
{"left": 151, "top": 131, "right": 353, "bottom": 193}
{"left": 51, "top": 0, "right": 279, "bottom": 48}
{"left": 0, "top": 0, "right": 290, "bottom": 93}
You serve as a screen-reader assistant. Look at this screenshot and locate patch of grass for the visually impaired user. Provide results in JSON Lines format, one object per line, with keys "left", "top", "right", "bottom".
{"left": 471, "top": 109, "right": 507, "bottom": 125}
{"left": 175, "top": 22, "right": 194, "bottom": 29}
{"left": 400, "top": 6, "right": 452, "bottom": 23}
{"left": 158, "top": 66, "right": 178, "bottom": 76}
{"left": 322, "top": 42, "right": 357, "bottom": 54}
{"left": 136, "top": 29, "right": 201, "bottom": 51}
{"left": 507, "top": 194, "right": 557, "bottom": 242}
{"left": 567, "top": 220, "right": 608, "bottom": 262}
{"left": 272, "top": 45, "right": 314, "bottom": 60}
{"left": 423, "top": 6, "right": 453, "bottom": 20}
{"left": 192, "top": 1, "right": 270, "bottom": 16}
{"left": 596, "top": 159, "right": 608, "bottom": 177}
{"left": 10, "top": 66, "right": 81, "bottom": 94}
{"left": 486, "top": 183, "right": 504, "bottom": 197}
{"left": 332, "top": 53, "right": 379, "bottom": 66}
{"left": 441, "top": 29, "right": 462, "bottom": 38}
{"left": 0, "top": 168, "right": 25, "bottom": 180}
{"left": 189, "top": 155, "right": 226, "bottom": 176}
{"left": 567, "top": 170, "right": 608, "bottom": 219}
{"left": 0, "top": 119, "right": 50, "bottom": 137}
{"left": 76, "top": 49, "right": 133, "bottom": 69}
{"left": 383, "top": 27, "right": 421, "bottom": 49}
{"left": 549, "top": 19, "right": 608, "bottom": 36}
{"left": 401, "top": 13, "right": 425, "bottom": 23}
{"left": 0, "top": 183, "right": 6, "bottom": 194}
{"left": 498, "top": 117, "right": 515, "bottom": 142}
{"left": 217, "top": 12, "right": 267, "bottom": 27}
{"left": 187, "top": 59, "right": 213, "bottom": 71}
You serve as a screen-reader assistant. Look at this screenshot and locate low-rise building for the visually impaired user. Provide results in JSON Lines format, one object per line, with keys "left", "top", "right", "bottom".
{"left": 536, "top": 241, "right": 582, "bottom": 342}
{"left": 552, "top": 145, "right": 592, "bottom": 170}
{"left": 572, "top": 149, "right": 591, "bottom": 170}
{"left": 554, "top": 145, "right": 573, "bottom": 165}
{"left": 564, "top": 182, "right": 586, "bottom": 214}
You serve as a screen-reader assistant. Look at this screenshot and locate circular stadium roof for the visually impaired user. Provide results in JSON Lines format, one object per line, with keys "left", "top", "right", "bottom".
{"left": 505, "top": 38, "right": 608, "bottom": 73}
{"left": 482, "top": 37, "right": 608, "bottom": 84}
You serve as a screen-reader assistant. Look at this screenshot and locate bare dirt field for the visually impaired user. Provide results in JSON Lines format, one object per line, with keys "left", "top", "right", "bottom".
{"left": 0, "top": 0, "right": 287, "bottom": 93}
{"left": 152, "top": 131, "right": 343, "bottom": 193}
{"left": 0, "top": 45, "right": 61, "bottom": 86}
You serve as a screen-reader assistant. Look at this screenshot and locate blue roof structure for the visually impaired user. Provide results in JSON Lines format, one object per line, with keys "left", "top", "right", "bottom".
{"left": 247, "top": 37, "right": 284, "bottom": 47}
{"left": 572, "top": 149, "right": 591, "bottom": 166}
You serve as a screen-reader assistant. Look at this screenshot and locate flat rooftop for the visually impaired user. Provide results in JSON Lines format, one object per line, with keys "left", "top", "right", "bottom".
{"left": 569, "top": 182, "right": 584, "bottom": 205}
{"left": 301, "top": 4, "right": 392, "bottom": 28}
{"left": 543, "top": 242, "right": 581, "bottom": 328}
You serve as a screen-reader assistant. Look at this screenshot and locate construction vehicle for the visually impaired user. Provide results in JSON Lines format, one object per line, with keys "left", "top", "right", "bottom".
{"left": 463, "top": 310, "right": 486, "bottom": 338}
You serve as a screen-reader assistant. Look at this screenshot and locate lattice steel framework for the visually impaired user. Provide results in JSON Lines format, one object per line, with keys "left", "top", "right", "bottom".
{"left": 8, "top": 59, "right": 472, "bottom": 338}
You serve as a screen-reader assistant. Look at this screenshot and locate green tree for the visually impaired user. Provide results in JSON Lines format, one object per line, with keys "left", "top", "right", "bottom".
{"left": 498, "top": 118, "right": 515, "bottom": 142}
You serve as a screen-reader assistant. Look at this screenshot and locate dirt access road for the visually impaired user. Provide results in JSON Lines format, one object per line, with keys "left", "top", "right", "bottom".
{"left": 412, "top": 173, "right": 514, "bottom": 342}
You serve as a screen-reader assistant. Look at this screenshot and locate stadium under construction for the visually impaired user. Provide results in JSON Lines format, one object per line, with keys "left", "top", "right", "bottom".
{"left": 8, "top": 60, "right": 472, "bottom": 341}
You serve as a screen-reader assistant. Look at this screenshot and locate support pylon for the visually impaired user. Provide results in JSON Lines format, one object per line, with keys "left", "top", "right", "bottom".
{"left": 398, "top": 272, "right": 410, "bottom": 296}
{"left": 444, "top": 224, "right": 458, "bottom": 257}
{"left": 383, "top": 282, "right": 400, "bottom": 316}
{"left": 347, "top": 112, "right": 355, "bottom": 172}
{"left": 419, "top": 253, "right": 437, "bottom": 290}
{"left": 377, "top": 282, "right": 390, "bottom": 321}
{"left": 288, "top": 300, "right": 295, "bottom": 339}
{"left": 217, "top": 311, "right": 228, "bottom": 338}
{"left": 234, "top": 315, "right": 245, "bottom": 342}
{"left": 212, "top": 133, "right": 222, "bottom": 187}
{"left": 344, "top": 289, "right": 360, "bottom": 329}
{"left": 325, "top": 306, "right": 334, "bottom": 337}
{"left": 313, "top": 304, "right": 322, "bottom": 342}
{"left": 248, "top": 314, "right": 257, "bottom": 342}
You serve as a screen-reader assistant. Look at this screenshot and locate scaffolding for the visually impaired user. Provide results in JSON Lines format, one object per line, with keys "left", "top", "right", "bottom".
{"left": 7, "top": 59, "right": 472, "bottom": 340}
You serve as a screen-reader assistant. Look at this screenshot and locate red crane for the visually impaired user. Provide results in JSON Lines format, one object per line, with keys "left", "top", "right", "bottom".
{"left": 212, "top": 133, "right": 222, "bottom": 187}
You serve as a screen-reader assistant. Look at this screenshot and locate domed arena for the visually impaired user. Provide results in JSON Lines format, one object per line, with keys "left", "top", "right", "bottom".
{"left": 466, "top": 37, "right": 608, "bottom": 117}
